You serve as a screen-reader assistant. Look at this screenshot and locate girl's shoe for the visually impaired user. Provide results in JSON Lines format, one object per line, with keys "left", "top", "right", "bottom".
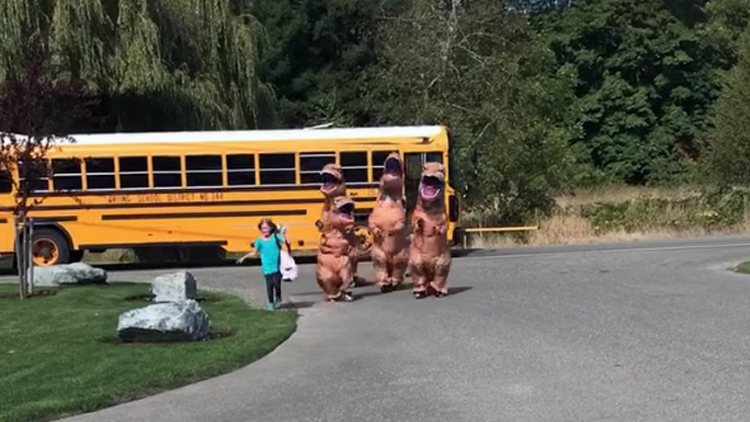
{"left": 267, "top": 303, "right": 275, "bottom": 311}
{"left": 275, "top": 298, "right": 283, "bottom": 309}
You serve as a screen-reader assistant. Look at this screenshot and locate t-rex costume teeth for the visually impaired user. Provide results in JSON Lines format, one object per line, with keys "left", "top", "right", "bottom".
{"left": 316, "top": 196, "right": 357, "bottom": 302}
{"left": 316, "top": 163, "right": 362, "bottom": 286}
{"left": 368, "top": 153, "right": 409, "bottom": 292}
{"left": 409, "top": 162, "right": 452, "bottom": 298}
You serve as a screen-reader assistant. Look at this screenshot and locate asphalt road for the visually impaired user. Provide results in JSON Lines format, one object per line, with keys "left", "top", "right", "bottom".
{"left": 41, "top": 235, "right": 750, "bottom": 422}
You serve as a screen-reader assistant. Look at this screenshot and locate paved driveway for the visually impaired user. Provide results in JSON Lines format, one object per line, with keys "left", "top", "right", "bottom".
{"left": 41, "top": 236, "right": 750, "bottom": 422}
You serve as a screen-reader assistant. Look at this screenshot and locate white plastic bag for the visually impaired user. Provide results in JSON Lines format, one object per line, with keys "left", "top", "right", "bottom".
{"left": 280, "top": 250, "right": 297, "bottom": 282}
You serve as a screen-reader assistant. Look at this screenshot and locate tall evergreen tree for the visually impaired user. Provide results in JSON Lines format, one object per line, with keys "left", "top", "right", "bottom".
{"left": 252, "top": 0, "right": 404, "bottom": 127}
{"left": 700, "top": 0, "right": 750, "bottom": 71}
{"left": 707, "top": 28, "right": 750, "bottom": 184}
{"left": 535, "top": 0, "right": 718, "bottom": 185}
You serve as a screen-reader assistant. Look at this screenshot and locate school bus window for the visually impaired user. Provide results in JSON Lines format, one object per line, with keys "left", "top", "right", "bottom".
{"left": 19, "top": 161, "right": 49, "bottom": 192}
{"left": 26, "top": 178, "right": 49, "bottom": 192}
{"left": 300, "top": 152, "right": 335, "bottom": 184}
{"left": 340, "top": 152, "right": 368, "bottom": 184}
{"left": 152, "top": 156, "right": 182, "bottom": 188}
{"left": 371, "top": 151, "right": 394, "bottom": 181}
{"left": 259, "top": 153, "right": 295, "bottom": 185}
{"left": 0, "top": 170, "right": 11, "bottom": 193}
{"left": 119, "top": 156, "right": 149, "bottom": 189}
{"left": 85, "top": 158, "right": 115, "bottom": 190}
{"left": 52, "top": 158, "right": 82, "bottom": 191}
{"left": 227, "top": 154, "right": 255, "bottom": 186}
{"left": 425, "top": 152, "right": 443, "bottom": 164}
{"left": 186, "top": 155, "right": 222, "bottom": 187}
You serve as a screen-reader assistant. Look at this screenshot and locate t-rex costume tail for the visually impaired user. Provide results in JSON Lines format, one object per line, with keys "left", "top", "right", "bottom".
{"left": 368, "top": 153, "right": 409, "bottom": 292}
{"left": 316, "top": 196, "right": 357, "bottom": 301}
{"left": 409, "top": 162, "right": 452, "bottom": 298}
{"left": 317, "top": 164, "right": 362, "bottom": 287}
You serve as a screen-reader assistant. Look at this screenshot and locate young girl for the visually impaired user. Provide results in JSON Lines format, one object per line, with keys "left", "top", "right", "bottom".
{"left": 236, "top": 218, "right": 291, "bottom": 310}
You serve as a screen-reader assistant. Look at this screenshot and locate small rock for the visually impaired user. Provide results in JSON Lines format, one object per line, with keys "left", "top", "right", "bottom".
{"left": 117, "top": 300, "right": 211, "bottom": 343}
{"left": 151, "top": 271, "right": 197, "bottom": 303}
{"left": 34, "top": 262, "right": 108, "bottom": 287}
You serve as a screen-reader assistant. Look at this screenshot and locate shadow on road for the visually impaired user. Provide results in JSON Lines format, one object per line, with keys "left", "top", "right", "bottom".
{"left": 448, "top": 286, "right": 473, "bottom": 296}
{"left": 282, "top": 300, "right": 317, "bottom": 310}
{"left": 0, "top": 248, "right": 479, "bottom": 277}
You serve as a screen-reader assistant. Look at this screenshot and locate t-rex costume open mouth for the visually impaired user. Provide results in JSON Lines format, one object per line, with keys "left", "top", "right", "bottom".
{"left": 317, "top": 163, "right": 362, "bottom": 287}
{"left": 319, "top": 164, "right": 345, "bottom": 197}
{"left": 316, "top": 196, "right": 357, "bottom": 302}
{"left": 368, "top": 153, "right": 409, "bottom": 292}
{"left": 409, "top": 162, "right": 452, "bottom": 298}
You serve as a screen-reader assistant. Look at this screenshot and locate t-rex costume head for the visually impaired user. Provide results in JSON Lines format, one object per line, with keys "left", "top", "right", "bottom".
{"left": 418, "top": 162, "right": 446, "bottom": 207}
{"left": 328, "top": 196, "right": 355, "bottom": 229}
{"left": 320, "top": 163, "right": 345, "bottom": 199}
{"left": 380, "top": 153, "right": 404, "bottom": 196}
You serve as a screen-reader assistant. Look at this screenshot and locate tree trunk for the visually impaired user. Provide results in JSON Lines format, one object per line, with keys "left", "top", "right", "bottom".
{"left": 13, "top": 215, "right": 25, "bottom": 299}
{"left": 27, "top": 220, "right": 34, "bottom": 295}
{"left": 13, "top": 215, "right": 35, "bottom": 298}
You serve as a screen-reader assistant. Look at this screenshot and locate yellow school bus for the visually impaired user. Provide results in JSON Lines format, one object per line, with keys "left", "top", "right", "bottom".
{"left": 0, "top": 125, "right": 463, "bottom": 266}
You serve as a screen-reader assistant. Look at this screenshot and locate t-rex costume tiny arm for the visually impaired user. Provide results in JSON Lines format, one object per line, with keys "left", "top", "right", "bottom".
{"left": 316, "top": 163, "right": 362, "bottom": 286}
{"left": 409, "top": 162, "right": 452, "bottom": 298}
{"left": 316, "top": 196, "right": 357, "bottom": 302}
{"left": 368, "top": 153, "right": 409, "bottom": 292}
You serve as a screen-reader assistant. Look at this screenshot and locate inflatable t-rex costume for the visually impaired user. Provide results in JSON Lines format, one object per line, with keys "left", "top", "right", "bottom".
{"left": 409, "top": 162, "right": 452, "bottom": 298}
{"left": 316, "top": 196, "right": 357, "bottom": 301}
{"left": 368, "top": 153, "right": 409, "bottom": 292}
{"left": 318, "top": 164, "right": 362, "bottom": 287}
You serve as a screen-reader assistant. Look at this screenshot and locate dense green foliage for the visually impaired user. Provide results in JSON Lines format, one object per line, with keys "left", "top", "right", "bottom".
{"left": 365, "top": 0, "right": 579, "bottom": 222}
{"left": 584, "top": 188, "right": 750, "bottom": 233}
{"left": 0, "top": 0, "right": 273, "bottom": 132}
{"left": 2, "top": 0, "right": 750, "bottom": 222}
{"left": 535, "top": 0, "right": 719, "bottom": 185}
{"left": 707, "top": 26, "right": 750, "bottom": 184}
{"left": 253, "top": 0, "right": 404, "bottom": 127}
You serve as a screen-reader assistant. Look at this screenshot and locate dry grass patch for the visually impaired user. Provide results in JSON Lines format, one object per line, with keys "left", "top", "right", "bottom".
{"left": 465, "top": 186, "right": 750, "bottom": 248}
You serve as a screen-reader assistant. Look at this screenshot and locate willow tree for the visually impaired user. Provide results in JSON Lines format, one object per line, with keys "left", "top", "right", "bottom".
{"left": 0, "top": 0, "right": 275, "bottom": 132}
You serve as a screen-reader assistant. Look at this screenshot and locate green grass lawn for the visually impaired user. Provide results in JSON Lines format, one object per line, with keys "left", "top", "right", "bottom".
{"left": 0, "top": 283, "right": 297, "bottom": 422}
{"left": 737, "top": 261, "right": 750, "bottom": 274}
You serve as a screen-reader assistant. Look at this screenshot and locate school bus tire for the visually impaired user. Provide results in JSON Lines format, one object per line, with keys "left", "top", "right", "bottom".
{"left": 31, "top": 227, "right": 71, "bottom": 267}
{"left": 70, "top": 250, "right": 85, "bottom": 263}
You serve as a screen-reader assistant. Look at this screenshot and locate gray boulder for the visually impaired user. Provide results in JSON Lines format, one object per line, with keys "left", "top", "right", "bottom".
{"left": 34, "top": 262, "right": 108, "bottom": 287}
{"left": 151, "top": 271, "right": 197, "bottom": 303}
{"left": 117, "top": 300, "right": 211, "bottom": 343}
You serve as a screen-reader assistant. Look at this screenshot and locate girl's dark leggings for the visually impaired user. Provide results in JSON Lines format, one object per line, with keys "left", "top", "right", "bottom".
{"left": 265, "top": 272, "right": 282, "bottom": 303}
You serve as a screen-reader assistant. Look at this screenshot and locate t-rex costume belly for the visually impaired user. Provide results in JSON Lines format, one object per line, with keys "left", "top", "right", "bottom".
{"left": 409, "top": 162, "right": 452, "bottom": 298}
{"left": 318, "top": 164, "right": 361, "bottom": 286}
{"left": 316, "top": 196, "right": 357, "bottom": 301}
{"left": 368, "top": 153, "right": 409, "bottom": 292}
